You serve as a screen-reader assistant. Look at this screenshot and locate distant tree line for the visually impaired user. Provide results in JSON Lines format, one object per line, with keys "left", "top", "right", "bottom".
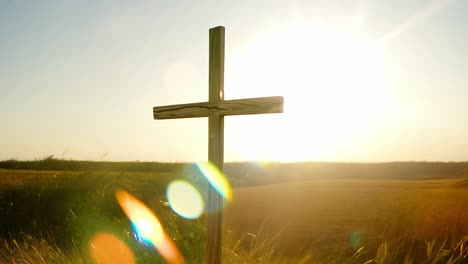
{"left": 1, "top": 157, "right": 467, "bottom": 185}
{"left": 0, "top": 155, "right": 185, "bottom": 173}
{"left": 224, "top": 161, "right": 468, "bottom": 186}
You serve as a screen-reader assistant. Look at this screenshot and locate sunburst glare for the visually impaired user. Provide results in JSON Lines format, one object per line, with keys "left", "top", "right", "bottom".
{"left": 226, "top": 22, "right": 391, "bottom": 162}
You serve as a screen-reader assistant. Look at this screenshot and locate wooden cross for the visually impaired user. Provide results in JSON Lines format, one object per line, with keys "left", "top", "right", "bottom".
{"left": 153, "top": 26, "right": 283, "bottom": 264}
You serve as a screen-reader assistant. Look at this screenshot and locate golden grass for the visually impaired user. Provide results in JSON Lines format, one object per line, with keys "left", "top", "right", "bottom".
{"left": 224, "top": 179, "right": 468, "bottom": 261}
{"left": 0, "top": 234, "right": 84, "bottom": 264}
{"left": 0, "top": 169, "right": 466, "bottom": 263}
{"left": 0, "top": 169, "right": 61, "bottom": 188}
{"left": 222, "top": 221, "right": 468, "bottom": 263}
{"left": 1, "top": 234, "right": 466, "bottom": 264}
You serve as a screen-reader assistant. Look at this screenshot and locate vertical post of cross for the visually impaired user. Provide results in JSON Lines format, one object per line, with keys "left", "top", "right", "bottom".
{"left": 207, "top": 26, "right": 224, "bottom": 264}
{"left": 153, "top": 25, "right": 283, "bottom": 263}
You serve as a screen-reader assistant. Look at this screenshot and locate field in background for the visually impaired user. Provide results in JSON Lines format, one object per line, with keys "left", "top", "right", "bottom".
{"left": 225, "top": 179, "right": 468, "bottom": 261}
{"left": 0, "top": 159, "right": 467, "bottom": 263}
{"left": 2, "top": 157, "right": 468, "bottom": 186}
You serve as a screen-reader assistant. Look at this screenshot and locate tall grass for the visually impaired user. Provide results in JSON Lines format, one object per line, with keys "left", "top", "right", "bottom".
{"left": 0, "top": 233, "right": 84, "bottom": 264}
{"left": 223, "top": 227, "right": 467, "bottom": 264}
{"left": 0, "top": 169, "right": 205, "bottom": 263}
{"left": 0, "top": 166, "right": 466, "bottom": 263}
{"left": 2, "top": 230, "right": 463, "bottom": 263}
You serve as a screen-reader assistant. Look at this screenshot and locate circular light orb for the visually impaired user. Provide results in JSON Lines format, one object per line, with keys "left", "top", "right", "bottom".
{"left": 167, "top": 180, "right": 204, "bottom": 219}
{"left": 89, "top": 233, "right": 135, "bottom": 264}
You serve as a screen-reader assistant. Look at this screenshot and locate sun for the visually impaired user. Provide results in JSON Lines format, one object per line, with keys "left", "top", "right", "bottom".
{"left": 225, "top": 22, "right": 392, "bottom": 162}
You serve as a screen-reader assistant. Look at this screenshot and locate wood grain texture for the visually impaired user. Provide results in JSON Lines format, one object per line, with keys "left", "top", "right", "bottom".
{"left": 206, "top": 26, "right": 225, "bottom": 264}
{"left": 153, "top": 96, "right": 283, "bottom": 119}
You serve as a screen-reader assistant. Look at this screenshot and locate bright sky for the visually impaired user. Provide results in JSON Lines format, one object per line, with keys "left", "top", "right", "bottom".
{"left": 1, "top": 0, "right": 467, "bottom": 162}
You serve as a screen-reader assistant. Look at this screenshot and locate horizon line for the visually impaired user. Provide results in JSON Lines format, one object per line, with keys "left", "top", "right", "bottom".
{"left": 1, "top": 158, "right": 467, "bottom": 164}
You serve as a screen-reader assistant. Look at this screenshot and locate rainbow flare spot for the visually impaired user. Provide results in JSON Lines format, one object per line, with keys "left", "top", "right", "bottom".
{"left": 196, "top": 161, "right": 233, "bottom": 201}
{"left": 115, "top": 189, "right": 184, "bottom": 264}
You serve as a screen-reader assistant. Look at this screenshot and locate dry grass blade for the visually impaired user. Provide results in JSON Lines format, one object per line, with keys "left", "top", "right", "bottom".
{"left": 0, "top": 234, "right": 84, "bottom": 264}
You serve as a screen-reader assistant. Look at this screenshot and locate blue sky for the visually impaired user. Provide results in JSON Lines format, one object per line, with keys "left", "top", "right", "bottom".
{"left": 1, "top": 0, "right": 467, "bottom": 162}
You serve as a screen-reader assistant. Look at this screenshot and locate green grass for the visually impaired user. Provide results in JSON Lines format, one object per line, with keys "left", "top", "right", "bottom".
{"left": 0, "top": 233, "right": 84, "bottom": 264}
{"left": 0, "top": 169, "right": 206, "bottom": 263}
{"left": 0, "top": 162, "right": 467, "bottom": 263}
{"left": 0, "top": 156, "right": 184, "bottom": 173}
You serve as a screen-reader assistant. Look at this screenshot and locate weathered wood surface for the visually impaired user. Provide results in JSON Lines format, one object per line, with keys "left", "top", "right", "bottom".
{"left": 206, "top": 26, "right": 224, "bottom": 264}
{"left": 153, "top": 96, "right": 284, "bottom": 119}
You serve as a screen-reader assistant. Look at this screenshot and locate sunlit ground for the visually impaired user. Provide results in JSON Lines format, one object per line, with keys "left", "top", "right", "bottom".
{"left": 0, "top": 160, "right": 467, "bottom": 263}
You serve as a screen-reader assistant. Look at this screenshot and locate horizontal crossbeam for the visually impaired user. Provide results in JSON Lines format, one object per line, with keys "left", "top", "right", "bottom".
{"left": 153, "top": 96, "right": 283, "bottom": 119}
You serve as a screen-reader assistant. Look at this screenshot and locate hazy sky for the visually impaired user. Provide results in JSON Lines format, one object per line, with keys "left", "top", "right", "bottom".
{"left": 1, "top": 0, "right": 467, "bottom": 162}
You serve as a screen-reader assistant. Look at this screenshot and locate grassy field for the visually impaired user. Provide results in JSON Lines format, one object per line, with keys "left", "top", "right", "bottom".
{"left": 0, "top": 168, "right": 206, "bottom": 263}
{"left": 0, "top": 161, "right": 467, "bottom": 263}
{"left": 224, "top": 179, "right": 468, "bottom": 262}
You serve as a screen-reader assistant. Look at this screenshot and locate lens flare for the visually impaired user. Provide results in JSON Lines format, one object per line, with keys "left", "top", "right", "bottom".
{"left": 89, "top": 233, "right": 135, "bottom": 264}
{"left": 115, "top": 189, "right": 184, "bottom": 264}
{"left": 167, "top": 180, "right": 204, "bottom": 219}
{"left": 131, "top": 217, "right": 156, "bottom": 246}
{"left": 196, "top": 161, "right": 233, "bottom": 201}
